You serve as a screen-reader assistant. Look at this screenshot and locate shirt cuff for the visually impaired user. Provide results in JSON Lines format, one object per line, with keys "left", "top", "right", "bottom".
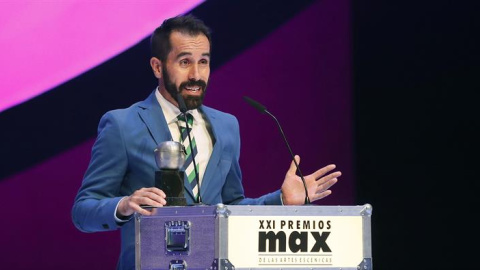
{"left": 114, "top": 196, "right": 131, "bottom": 223}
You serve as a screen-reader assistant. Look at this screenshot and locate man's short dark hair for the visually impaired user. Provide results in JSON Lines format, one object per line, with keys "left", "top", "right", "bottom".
{"left": 150, "top": 14, "right": 212, "bottom": 62}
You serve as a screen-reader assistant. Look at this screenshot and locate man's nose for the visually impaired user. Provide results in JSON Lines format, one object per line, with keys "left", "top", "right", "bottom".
{"left": 188, "top": 64, "right": 201, "bottom": 81}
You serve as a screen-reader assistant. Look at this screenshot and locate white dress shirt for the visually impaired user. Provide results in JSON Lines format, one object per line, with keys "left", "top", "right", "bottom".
{"left": 155, "top": 89, "right": 213, "bottom": 186}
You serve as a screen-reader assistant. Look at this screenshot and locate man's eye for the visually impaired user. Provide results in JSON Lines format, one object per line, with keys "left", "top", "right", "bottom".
{"left": 200, "top": 59, "right": 209, "bottom": 65}
{"left": 180, "top": 59, "right": 189, "bottom": 65}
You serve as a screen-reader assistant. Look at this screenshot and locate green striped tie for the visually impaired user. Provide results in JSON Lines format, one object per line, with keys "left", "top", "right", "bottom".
{"left": 177, "top": 113, "right": 200, "bottom": 200}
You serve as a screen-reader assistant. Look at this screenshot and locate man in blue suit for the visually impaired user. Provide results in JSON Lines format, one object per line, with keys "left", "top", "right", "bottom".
{"left": 72, "top": 15, "right": 341, "bottom": 269}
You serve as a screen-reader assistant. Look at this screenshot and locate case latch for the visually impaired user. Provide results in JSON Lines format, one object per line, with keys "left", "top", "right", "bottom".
{"left": 165, "top": 221, "right": 191, "bottom": 255}
{"left": 169, "top": 259, "right": 187, "bottom": 270}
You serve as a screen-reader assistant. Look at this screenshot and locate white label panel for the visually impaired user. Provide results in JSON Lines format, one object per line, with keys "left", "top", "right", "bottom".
{"left": 226, "top": 216, "right": 363, "bottom": 268}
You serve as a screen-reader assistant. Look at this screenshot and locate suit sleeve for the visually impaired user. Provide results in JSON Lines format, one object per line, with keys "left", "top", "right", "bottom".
{"left": 71, "top": 111, "right": 129, "bottom": 232}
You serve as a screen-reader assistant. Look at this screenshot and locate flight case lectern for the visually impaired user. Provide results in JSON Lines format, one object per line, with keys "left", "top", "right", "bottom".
{"left": 135, "top": 204, "right": 373, "bottom": 270}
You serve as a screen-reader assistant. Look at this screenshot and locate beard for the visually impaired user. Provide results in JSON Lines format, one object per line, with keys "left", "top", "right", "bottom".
{"left": 162, "top": 66, "right": 208, "bottom": 110}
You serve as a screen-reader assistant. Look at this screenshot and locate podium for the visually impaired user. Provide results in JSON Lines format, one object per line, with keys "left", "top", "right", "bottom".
{"left": 135, "top": 204, "right": 373, "bottom": 270}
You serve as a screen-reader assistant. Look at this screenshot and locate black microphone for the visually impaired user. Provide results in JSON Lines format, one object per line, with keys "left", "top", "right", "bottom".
{"left": 177, "top": 92, "right": 202, "bottom": 204}
{"left": 243, "top": 96, "right": 310, "bottom": 204}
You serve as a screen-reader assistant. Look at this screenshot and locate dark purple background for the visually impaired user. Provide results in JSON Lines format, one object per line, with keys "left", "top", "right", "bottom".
{"left": 0, "top": 1, "right": 352, "bottom": 269}
{"left": 207, "top": 0, "right": 352, "bottom": 203}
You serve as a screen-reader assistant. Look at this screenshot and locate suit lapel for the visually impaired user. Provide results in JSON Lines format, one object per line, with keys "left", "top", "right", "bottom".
{"left": 198, "top": 107, "right": 222, "bottom": 199}
{"left": 137, "top": 91, "right": 172, "bottom": 146}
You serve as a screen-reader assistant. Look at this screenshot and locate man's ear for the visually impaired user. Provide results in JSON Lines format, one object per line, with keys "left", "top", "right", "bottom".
{"left": 150, "top": 57, "right": 162, "bottom": 79}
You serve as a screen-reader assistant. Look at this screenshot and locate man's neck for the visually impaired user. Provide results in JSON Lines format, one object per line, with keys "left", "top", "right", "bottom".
{"left": 158, "top": 86, "right": 179, "bottom": 108}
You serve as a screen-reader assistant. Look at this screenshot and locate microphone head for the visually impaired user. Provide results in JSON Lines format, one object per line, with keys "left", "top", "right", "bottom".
{"left": 177, "top": 92, "right": 188, "bottom": 113}
{"left": 243, "top": 96, "right": 266, "bottom": 113}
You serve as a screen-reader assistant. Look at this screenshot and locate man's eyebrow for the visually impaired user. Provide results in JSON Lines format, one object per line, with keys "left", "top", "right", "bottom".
{"left": 175, "top": 52, "right": 191, "bottom": 59}
{"left": 175, "top": 52, "right": 211, "bottom": 60}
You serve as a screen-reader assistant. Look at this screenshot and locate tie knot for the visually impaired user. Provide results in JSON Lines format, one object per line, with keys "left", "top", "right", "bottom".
{"left": 177, "top": 113, "right": 193, "bottom": 126}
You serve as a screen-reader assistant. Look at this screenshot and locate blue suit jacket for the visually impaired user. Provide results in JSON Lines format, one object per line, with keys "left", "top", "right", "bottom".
{"left": 72, "top": 91, "right": 281, "bottom": 269}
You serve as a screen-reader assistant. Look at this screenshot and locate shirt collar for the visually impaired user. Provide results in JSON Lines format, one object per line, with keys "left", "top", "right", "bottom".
{"left": 155, "top": 88, "right": 200, "bottom": 124}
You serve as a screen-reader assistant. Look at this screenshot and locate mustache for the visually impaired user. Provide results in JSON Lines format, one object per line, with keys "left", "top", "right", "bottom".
{"left": 179, "top": 79, "right": 207, "bottom": 90}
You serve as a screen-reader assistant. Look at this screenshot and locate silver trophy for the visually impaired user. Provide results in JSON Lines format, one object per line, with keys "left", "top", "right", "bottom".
{"left": 154, "top": 141, "right": 186, "bottom": 170}
{"left": 154, "top": 141, "right": 187, "bottom": 206}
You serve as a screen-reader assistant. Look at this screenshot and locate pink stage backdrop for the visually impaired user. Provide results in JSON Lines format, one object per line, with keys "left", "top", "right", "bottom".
{"left": 0, "top": 0, "right": 203, "bottom": 113}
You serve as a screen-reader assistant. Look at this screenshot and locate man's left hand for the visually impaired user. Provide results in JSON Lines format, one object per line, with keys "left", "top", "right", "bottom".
{"left": 281, "top": 155, "right": 341, "bottom": 205}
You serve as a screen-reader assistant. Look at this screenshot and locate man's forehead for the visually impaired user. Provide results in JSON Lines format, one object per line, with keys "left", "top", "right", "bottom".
{"left": 169, "top": 31, "right": 210, "bottom": 55}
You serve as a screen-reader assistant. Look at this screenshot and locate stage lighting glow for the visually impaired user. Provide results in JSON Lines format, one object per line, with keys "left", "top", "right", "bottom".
{"left": 0, "top": 0, "right": 204, "bottom": 113}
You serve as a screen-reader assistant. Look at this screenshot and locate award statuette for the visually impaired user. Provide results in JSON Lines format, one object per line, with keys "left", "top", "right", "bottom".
{"left": 154, "top": 141, "right": 186, "bottom": 206}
